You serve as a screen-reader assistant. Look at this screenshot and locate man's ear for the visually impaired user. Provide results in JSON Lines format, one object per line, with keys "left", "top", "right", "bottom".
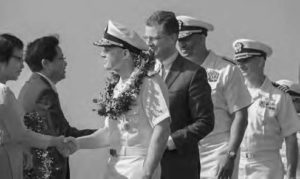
{"left": 41, "top": 59, "right": 49, "bottom": 69}
{"left": 123, "top": 49, "right": 131, "bottom": 58}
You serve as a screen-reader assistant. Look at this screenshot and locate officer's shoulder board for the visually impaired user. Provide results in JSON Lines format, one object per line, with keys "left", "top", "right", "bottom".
{"left": 272, "top": 82, "right": 300, "bottom": 97}
{"left": 221, "top": 56, "right": 236, "bottom": 65}
{"left": 272, "top": 82, "right": 289, "bottom": 93}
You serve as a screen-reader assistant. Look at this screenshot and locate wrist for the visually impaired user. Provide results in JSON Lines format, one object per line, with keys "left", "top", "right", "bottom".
{"left": 50, "top": 136, "right": 61, "bottom": 147}
{"left": 142, "top": 172, "right": 152, "bottom": 179}
{"left": 143, "top": 167, "right": 153, "bottom": 178}
{"left": 226, "top": 150, "right": 237, "bottom": 160}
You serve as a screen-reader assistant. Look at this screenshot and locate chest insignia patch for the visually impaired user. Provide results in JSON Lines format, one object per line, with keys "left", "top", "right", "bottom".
{"left": 259, "top": 98, "right": 276, "bottom": 110}
{"left": 207, "top": 70, "right": 219, "bottom": 82}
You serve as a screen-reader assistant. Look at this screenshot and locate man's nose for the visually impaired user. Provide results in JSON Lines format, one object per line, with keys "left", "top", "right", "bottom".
{"left": 100, "top": 51, "right": 106, "bottom": 58}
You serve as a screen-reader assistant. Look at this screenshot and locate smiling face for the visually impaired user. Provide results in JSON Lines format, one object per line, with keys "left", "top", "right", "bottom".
{"left": 177, "top": 33, "right": 203, "bottom": 58}
{"left": 100, "top": 46, "right": 125, "bottom": 71}
{"left": 236, "top": 56, "right": 265, "bottom": 78}
{"left": 0, "top": 48, "right": 24, "bottom": 81}
{"left": 144, "top": 24, "right": 177, "bottom": 60}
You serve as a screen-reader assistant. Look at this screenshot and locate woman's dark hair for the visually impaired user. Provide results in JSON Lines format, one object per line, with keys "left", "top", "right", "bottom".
{"left": 0, "top": 33, "right": 24, "bottom": 63}
{"left": 25, "top": 36, "right": 59, "bottom": 72}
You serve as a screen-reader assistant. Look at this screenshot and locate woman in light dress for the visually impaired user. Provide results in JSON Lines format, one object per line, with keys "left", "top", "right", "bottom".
{"left": 0, "top": 34, "right": 74, "bottom": 179}
{"left": 76, "top": 20, "right": 171, "bottom": 179}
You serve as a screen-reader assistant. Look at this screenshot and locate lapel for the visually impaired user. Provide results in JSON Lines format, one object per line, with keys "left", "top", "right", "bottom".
{"left": 28, "top": 73, "right": 60, "bottom": 134}
{"left": 165, "top": 54, "right": 183, "bottom": 88}
{"left": 32, "top": 73, "right": 57, "bottom": 94}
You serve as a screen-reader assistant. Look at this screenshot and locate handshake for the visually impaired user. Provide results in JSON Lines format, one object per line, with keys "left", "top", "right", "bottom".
{"left": 55, "top": 136, "right": 79, "bottom": 157}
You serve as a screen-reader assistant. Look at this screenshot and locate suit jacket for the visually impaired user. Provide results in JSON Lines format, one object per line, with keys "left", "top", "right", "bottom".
{"left": 161, "top": 54, "right": 214, "bottom": 179}
{"left": 18, "top": 73, "right": 95, "bottom": 179}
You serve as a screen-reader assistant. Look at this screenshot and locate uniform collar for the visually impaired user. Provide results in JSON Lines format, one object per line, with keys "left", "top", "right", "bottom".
{"left": 247, "top": 77, "right": 271, "bottom": 99}
{"left": 201, "top": 50, "right": 215, "bottom": 67}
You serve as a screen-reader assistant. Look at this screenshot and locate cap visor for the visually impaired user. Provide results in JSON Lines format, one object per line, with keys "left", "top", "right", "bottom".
{"left": 93, "top": 39, "right": 110, "bottom": 46}
{"left": 178, "top": 32, "right": 193, "bottom": 40}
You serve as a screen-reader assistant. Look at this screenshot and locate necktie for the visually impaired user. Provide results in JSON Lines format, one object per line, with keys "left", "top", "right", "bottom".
{"left": 160, "top": 63, "right": 166, "bottom": 80}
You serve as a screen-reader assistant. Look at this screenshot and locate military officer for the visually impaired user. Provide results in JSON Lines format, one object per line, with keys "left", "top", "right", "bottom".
{"left": 177, "top": 15, "right": 251, "bottom": 179}
{"left": 276, "top": 80, "right": 300, "bottom": 179}
{"left": 233, "top": 39, "right": 300, "bottom": 179}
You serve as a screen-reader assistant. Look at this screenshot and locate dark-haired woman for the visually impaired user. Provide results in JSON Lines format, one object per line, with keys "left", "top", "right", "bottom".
{"left": 0, "top": 33, "right": 73, "bottom": 179}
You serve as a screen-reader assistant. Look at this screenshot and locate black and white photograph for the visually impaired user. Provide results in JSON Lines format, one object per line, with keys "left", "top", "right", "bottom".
{"left": 1, "top": 0, "right": 300, "bottom": 179}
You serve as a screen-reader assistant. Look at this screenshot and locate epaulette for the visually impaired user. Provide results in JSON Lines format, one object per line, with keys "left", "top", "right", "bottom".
{"left": 272, "top": 82, "right": 300, "bottom": 97}
{"left": 272, "top": 82, "right": 289, "bottom": 93}
{"left": 221, "top": 56, "right": 236, "bottom": 65}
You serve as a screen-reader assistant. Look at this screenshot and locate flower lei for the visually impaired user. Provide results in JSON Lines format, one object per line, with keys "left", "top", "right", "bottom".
{"left": 23, "top": 112, "right": 54, "bottom": 179}
{"left": 93, "top": 50, "right": 155, "bottom": 120}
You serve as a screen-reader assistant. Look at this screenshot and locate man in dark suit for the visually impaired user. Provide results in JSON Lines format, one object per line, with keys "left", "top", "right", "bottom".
{"left": 18, "top": 36, "right": 95, "bottom": 179}
{"left": 144, "top": 11, "right": 215, "bottom": 179}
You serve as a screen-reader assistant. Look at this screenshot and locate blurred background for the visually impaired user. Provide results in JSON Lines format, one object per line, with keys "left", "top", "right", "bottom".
{"left": 1, "top": 0, "right": 300, "bottom": 178}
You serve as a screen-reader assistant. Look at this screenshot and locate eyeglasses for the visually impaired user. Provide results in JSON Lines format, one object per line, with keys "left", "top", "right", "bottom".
{"left": 143, "top": 35, "right": 165, "bottom": 42}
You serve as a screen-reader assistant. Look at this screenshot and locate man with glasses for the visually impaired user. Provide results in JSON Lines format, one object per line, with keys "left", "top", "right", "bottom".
{"left": 233, "top": 39, "right": 300, "bottom": 179}
{"left": 144, "top": 10, "right": 215, "bottom": 179}
{"left": 176, "top": 15, "right": 251, "bottom": 179}
{"left": 18, "top": 35, "right": 95, "bottom": 179}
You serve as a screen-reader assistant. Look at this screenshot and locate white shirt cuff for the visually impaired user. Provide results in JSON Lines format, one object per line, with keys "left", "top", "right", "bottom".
{"left": 167, "top": 136, "right": 176, "bottom": 150}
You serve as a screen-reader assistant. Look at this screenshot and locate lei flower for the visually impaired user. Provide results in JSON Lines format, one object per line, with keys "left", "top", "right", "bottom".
{"left": 23, "top": 112, "right": 54, "bottom": 179}
{"left": 93, "top": 50, "right": 155, "bottom": 120}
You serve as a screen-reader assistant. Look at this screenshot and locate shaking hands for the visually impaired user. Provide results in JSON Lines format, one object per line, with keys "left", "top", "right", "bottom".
{"left": 55, "top": 136, "right": 79, "bottom": 157}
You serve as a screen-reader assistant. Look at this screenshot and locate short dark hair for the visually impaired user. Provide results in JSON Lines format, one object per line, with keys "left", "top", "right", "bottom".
{"left": 0, "top": 33, "right": 24, "bottom": 63}
{"left": 25, "top": 36, "right": 59, "bottom": 72}
{"left": 146, "top": 10, "right": 179, "bottom": 36}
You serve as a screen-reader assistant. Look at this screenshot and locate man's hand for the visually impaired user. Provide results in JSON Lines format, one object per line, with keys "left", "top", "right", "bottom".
{"left": 216, "top": 155, "right": 235, "bottom": 179}
{"left": 166, "top": 136, "right": 176, "bottom": 150}
{"left": 56, "top": 136, "right": 78, "bottom": 157}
